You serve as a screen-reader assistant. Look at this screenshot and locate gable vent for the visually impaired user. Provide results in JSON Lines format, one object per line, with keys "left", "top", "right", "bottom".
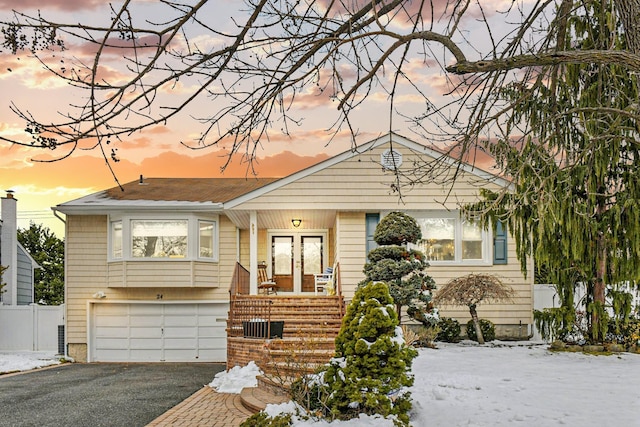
{"left": 381, "top": 149, "right": 402, "bottom": 170}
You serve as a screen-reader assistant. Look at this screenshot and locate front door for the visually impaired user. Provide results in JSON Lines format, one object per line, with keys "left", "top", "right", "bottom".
{"left": 269, "top": 232, "right": 327, "bottom": 293}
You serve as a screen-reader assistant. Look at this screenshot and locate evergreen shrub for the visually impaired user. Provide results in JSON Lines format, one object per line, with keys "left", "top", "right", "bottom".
{"left": 436, "top": 317, "right": 461, "bottom": 342}
{"left": 466, "top": 319, "right": 495, "bottom": 342}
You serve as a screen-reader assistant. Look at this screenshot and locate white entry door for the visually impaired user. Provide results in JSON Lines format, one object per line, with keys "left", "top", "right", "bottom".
{"left": 268, "top": 231, "right": 328, "bottom": 293}
{"left": 90, "top": 302, "right": 228, "bottom": 362}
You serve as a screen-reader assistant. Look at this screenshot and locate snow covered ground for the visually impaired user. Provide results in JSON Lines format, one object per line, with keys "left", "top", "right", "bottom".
{"left": 4, "top": 343, "right": 639, "bottom": 426}
{"left": 210, "top": 341, "right": 640, "bottom": 427}
{"left": 0, "top": 351, "right": 61, "bottom": 374}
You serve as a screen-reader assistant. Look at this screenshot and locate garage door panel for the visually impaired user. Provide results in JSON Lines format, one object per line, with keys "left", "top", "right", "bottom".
{"left": 129, "top": 305, "right": 162, "bottom": 315}
{"left": 95, "top": 304, "right": 129, "bottom": 315}
{"left": 164, "top": 326, "right": 197, "bottom": 338}
{"left": 95, "top": 337, "right": 130, "bottom": 349}
{"left": 91, "top": 302, "right": 228, "bottom": 362}
{"left": 164, "top": 349, "right": 197, "bottom": 360}
{"left": 164, "top": 304, "right": 196, "bottom": 314}
{"left": 164, "top": 337, "right": 198, "bottom": 348}
{"left": 130, "top": 338, "right": 163, "bottom": 349}
{"left": 130, "top": 327, "right": 162, "bottom": 338}
{"left": 129, "top": 349, "right": 163, "bottom": 361}
{"left": 94, "top": 316, "right": 130, "bottom": 327}
{"left": 130, "top": 315, "right": 162, "bottom": 327}
{"left": 95, "top": 326, "right": 130, "bottom": 338}
{"left": 163, "top": 315, "right": 197, "bottom": 327}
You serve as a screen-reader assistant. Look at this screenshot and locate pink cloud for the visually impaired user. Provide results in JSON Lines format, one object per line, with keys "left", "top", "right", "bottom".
{"left": 0, "top": 0, "right": 103, "bottom": 11}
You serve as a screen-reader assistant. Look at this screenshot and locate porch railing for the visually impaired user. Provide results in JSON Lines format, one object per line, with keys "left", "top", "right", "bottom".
{"left": 228, "top": 297, "right": 273, "bottom": 338}
{"left": 229, "top": 262, "right": 250, "bottom": 296}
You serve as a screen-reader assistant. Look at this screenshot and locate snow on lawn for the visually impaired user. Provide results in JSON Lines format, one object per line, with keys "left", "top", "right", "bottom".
{"left": 0, "top": 351, "right": 61, "bottom": 374}
{"left": 211, "top": 341, "right": 640, "bottom": 426}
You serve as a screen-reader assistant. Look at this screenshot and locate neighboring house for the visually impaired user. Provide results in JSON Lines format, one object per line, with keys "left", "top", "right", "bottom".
{"left": 54, "top": 133, "right": 534, "bottom": 363}
{"left": 0, "top": 191, "right": 40, "bottom": 305}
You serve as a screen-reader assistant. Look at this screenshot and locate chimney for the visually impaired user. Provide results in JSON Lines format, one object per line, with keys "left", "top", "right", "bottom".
{"left": 1, "top": 190, "right": 18, "bottom": 305}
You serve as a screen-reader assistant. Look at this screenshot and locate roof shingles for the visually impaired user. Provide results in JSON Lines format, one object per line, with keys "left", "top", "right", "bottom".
{"left": 104, "top": 178, "right": 279, "bottom": 203}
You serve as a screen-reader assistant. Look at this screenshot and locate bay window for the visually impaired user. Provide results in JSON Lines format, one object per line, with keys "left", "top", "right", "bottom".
{"left": 198, "top": 221, "right": 215, "bottom": 258}
{"left": 109, "top": 215, "right": 218, "bottom": 261}
{"left": 132, "top": 220, "right": 188, "bottom": 258}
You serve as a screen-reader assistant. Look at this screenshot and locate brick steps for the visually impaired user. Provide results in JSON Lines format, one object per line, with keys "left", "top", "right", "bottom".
{"left": 228, "top": 296, "right": 344, "bottom": 376}
{"left": 240, "top": 376, "right": 291, "bottom": 414}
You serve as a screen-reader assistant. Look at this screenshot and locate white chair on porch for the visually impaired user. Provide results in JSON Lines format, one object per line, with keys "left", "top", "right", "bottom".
{"left": 313, "top": 266, "right": 334, "bottom": 295}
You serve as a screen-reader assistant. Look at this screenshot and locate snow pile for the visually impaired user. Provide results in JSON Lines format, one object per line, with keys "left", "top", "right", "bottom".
{"left": 208, "top": 361, "right": 263, "bottom": 393}
{"left": 0, "top": 351, "right": 61, "bottom": 374}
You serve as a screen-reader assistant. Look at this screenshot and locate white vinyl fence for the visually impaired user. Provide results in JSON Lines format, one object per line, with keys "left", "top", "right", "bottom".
{"left": 0, "top": 304, "right": 64, "bottom": 352}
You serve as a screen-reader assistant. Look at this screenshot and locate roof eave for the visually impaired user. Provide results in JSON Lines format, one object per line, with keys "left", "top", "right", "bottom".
{"left": 54, "top": 202, "right": 224, "bottom": 215}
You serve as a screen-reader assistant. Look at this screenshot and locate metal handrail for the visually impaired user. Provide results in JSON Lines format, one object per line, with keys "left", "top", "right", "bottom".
{"left": 229, "top": 262, "right": 250, "bottom": 296}
{"left": 228, "top": 296, "right": 273, "bottom": 338}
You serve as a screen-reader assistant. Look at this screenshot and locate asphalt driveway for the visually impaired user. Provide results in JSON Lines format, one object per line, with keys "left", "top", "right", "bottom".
{"left": 0, "top": 362, "right": 225, "bottom": 427}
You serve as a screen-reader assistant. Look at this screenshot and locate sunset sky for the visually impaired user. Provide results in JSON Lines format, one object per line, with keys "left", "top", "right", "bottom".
{"left": 0, "top": 1, "right": 519, "bottom": 237}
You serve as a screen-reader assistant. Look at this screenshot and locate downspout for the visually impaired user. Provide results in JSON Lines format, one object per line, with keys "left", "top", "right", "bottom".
{"left": 51, "top": 207, "right": 69, "bottom": 358}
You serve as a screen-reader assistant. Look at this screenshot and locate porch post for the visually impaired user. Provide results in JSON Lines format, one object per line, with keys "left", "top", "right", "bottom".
{"left": 249, "top": 210, "right": 258, "bottom": 295}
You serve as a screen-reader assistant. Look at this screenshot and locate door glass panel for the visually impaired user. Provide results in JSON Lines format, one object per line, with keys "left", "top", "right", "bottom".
{"left": 302, "top": 236, "right": 322, "bottom": 293}
{"left": 302, "top": 237, "right": 322, "bottom": 275}
{"left": 273, "top": 237, "right": 293, "bottom": 275}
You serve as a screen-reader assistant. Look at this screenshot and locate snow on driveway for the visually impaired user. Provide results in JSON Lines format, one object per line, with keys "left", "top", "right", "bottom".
{"left": 0, "top": 351, "right": 61, "bottom": 374}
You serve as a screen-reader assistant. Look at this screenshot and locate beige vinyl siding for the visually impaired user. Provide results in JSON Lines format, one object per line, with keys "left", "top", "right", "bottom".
{"left": 106, "top": 261, "right": 218, "bottom": 287}
{"left": 66, "top": 215, "right": 235, "bottom": 356}
{"left": 335, "top": 212, "right": 367, "bottom": 299}
{"left": 234, "top": 145, "right": 496, "bottom": 212}
{"left": 66, "top": 215, "right": 108, "bottom": 345}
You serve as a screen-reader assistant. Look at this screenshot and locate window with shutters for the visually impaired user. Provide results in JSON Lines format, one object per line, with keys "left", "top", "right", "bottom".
{"left": 406, "top": 211, "right": 493, "bottom": 265}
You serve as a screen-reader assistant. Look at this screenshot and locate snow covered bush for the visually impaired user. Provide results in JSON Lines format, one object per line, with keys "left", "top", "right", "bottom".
{"left": 436, "top": 317, "right": 461, "bottom": 343}
{"left": 322, "top": 281, "right": 418, "bottom": 426}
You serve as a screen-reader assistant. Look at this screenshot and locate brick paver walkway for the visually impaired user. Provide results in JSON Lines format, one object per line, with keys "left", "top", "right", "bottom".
{"left": 146, "top": 386, "right": 253, "bottom": 427}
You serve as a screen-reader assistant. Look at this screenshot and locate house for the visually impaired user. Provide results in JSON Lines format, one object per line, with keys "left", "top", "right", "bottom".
{"left": 1, "top": 191, "right": 40, "bottom": 305}
{"left": 54, "top": 133, "right": 533, "bottom": 363}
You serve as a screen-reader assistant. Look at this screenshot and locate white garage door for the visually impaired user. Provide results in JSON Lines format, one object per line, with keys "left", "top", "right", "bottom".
{"left": 90, "top": 302, "right": 228, "bottom": 362}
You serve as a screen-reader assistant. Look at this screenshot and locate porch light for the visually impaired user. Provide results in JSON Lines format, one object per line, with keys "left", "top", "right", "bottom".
{"left": 291, "top": 218, "right": 302, "bottom": 228}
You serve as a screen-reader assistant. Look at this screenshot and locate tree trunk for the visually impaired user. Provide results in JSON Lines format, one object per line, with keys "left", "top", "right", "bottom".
{"left": 469, "top": 304, "right": 485, "bottom": 345}
{"left": 591, "top": 230, "right": 608, "bottom": 341}
{"left": 615, "top": 0, "right": 640, "bottom": 55}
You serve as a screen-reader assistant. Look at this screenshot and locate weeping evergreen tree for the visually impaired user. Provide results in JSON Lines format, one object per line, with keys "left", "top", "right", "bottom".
{"left": 466, "top": 1, "right": 640, "bottom": 343}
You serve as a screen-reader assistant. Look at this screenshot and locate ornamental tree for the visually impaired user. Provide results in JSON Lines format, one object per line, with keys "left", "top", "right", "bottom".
{"left": 323, "top": 281, "right": 417, "bottom": 426}
{"left": 433, "top": 274, "right": 514, "bottom": 345}
{"left": 363, "top": 211, "right": 436, "bottom": 324}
